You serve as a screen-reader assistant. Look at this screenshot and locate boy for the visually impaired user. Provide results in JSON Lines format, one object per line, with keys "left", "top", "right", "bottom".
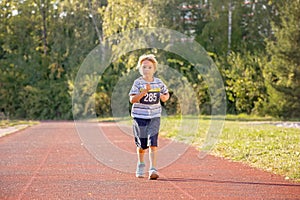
{"left": 129, "top": 54, "right": 170, "bottom": 180}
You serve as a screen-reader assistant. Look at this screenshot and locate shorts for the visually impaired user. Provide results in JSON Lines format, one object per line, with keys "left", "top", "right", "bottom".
{"left": 133, "top": 117, "right": 160, "bottom": 149}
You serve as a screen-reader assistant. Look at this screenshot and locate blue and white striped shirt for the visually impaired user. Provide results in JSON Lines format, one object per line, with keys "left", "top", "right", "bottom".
{"left": 129, "top": 77, "right": 168, "bottom": 119}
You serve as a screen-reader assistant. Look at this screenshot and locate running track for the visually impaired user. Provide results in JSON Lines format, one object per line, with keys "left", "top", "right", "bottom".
{"left": 0, "top": 122, "right": 299, "bottom": 199}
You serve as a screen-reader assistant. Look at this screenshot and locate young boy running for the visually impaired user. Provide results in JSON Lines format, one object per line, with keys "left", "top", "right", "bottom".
{"left": 129, "top": 54, "right": 170, "bottom": 180}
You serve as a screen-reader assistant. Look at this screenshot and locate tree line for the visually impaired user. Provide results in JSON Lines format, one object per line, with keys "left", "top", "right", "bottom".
{"left": 0, "top": 0, "right": 299, "bottom": 119}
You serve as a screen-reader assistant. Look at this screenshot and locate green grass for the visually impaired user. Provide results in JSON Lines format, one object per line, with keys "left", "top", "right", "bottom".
{"left": 0, "top": 120, "right": 38, "bottom": 128}
{"left": 225, "top": 114, "right": 276, "bottom": 121}
{"left": 158, "top": 115, "right": 300, "bottom": 182}
{"left": 215, "top": 122, "right": 300, "bottom": 182}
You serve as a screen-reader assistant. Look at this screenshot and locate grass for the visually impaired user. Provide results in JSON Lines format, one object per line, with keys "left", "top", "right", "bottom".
{"left": 0, "top": 120, "right": 38, "bottom": 129}
{"left": 224, "top": 114, "right": 276, "bottom": 121}
{"left": 157, "top": 115, "right": 300, "bottom": 182}
{"left": 214, "top": 121, "right": 300, "bottom": 182}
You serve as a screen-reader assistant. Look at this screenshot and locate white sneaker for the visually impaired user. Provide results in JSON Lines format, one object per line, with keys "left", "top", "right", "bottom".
{"left": 148, "top": 168, "right": 159, "bottom": 180}
{"left": 136, "top": 163, "right": 145, "bottom": 178}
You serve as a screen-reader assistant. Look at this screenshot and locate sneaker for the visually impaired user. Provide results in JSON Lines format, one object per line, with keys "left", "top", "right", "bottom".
{"left": 148, "top": 168, "right": 159, "bottom": 180}
{"left": 136, "top": 163, "right": 145, "bottom": 178}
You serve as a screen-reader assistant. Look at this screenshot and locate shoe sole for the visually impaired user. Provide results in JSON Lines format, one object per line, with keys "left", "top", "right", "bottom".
{"left": 136, "top": 175, "right": 144, "bottom": 178}
{"left": 149, "top": 173, "right": 159, "bottom": 180}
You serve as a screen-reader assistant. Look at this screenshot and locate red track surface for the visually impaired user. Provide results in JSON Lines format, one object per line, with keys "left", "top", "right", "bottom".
{"left": 0, "top": 122, "right": 299, "bottom": 200}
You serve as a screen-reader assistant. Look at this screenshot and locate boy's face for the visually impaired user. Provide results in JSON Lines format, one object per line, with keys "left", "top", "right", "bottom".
{"left": 141, "top": 60, "right": 156, "bottom": 77}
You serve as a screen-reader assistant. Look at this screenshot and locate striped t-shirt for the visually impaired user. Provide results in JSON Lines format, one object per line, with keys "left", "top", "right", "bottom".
{"left": 129, "top": 77, "right": 168, "bottom": 119}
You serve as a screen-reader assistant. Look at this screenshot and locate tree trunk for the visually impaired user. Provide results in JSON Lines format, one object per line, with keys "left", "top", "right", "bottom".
{"left": 40, "top": 0, "right": 48, "bottom": 55}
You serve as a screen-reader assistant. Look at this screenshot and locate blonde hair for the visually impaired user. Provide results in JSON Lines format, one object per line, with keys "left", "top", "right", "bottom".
{"left": 136, "top": 54, "right": 158, "bottom": 75}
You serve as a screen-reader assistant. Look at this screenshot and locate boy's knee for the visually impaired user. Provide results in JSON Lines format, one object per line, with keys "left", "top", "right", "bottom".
{"left": 138, "top": 147, "right": 146, "bottom": 153}
{"left": 150, "top": 146, "right": 157, "bottom": 151}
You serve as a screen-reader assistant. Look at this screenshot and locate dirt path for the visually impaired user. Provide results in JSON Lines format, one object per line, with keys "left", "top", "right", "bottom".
{"left": 0, "top": 122, "right": 299, "bottom": 200}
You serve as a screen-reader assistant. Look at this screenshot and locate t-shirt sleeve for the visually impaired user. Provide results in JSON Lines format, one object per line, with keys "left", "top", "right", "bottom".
{"left": 129, "top": 80, "right": 140, "bottom": 96}
{"left": 160, "top": 81, "right": 168, "bottom": 94}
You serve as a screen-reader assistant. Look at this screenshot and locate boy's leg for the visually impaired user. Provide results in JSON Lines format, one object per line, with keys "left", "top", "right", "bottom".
{"left": 149, "top": 146, "right": 157, "bottom": 169}
{"left": 137, "top": 147, "right": 146, "bottom": 164}
{"left": 133, "top": 118, "right": 149, "bottom": 178}
{"left": 148, "top": 118, "right": 160, "bottom": 180}
{"left": 149, "top": 145, "right": 159, "bottom": 180}
{"left": 136, "top": 147, "right": 146, "bottom": 178}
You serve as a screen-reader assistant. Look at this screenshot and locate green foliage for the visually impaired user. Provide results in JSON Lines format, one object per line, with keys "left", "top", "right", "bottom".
{"left": 0, "top": 0, "right": 96, "bottom": 119}
{"left": 0, "top": 0, "right": 299, "bottom": 119}
{"left": 222, "top": 51, "right": 267, "bottom": 114}
{"left": 166, "top": 55, "right": 210, "bottom": 114}
{"left": 101, "top": 0, "right": 157, "bottom": 37}
{"left": 264, "top": 0, "right": 300, "bottom": 118}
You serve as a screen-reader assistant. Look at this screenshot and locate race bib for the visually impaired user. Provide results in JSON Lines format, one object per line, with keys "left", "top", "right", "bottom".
{"left": 140, "top": 91, "right": 160, "bottom": 104}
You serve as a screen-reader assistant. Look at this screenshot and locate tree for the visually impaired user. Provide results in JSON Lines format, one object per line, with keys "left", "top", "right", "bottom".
{"left": 263, "top": 0, "right": 300, "bottom": 118}
{"left": 2, "top": 0, "right": 296, "bottom": 119}
{"left": 0, "top": 0, "right": 99, "bottom": 119}
{"left": 240, "top": 0, "right": 277, "bottom": 52}
{"left": 222, "top": 52, "right": 267, "bottom": 114}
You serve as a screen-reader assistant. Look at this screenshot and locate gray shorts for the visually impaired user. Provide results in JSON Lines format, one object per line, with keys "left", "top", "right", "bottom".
{"left": 133, "top": 117, "right": 160, "bottom": 149}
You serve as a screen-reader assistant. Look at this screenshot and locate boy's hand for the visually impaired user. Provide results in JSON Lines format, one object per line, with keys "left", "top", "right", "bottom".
{"left": 130, "top": 84, "right": 152, "bottom": 104}
{"left": 160, "top": 92, "right": 170, "bottom": 102}
{"left": 145, "top": 83, "right": 151, "bottom": 91}
{"left": 141, "top": 84, "right": 151, "bottom": 96}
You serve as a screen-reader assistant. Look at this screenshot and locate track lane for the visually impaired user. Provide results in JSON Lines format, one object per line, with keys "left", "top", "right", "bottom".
{"left": 0, "top": 122, "right": 299, "bottom": 199}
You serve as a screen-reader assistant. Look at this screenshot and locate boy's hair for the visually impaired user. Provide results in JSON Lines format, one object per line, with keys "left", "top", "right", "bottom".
{"left": 136, "top": 54, "right": 158, "bottom": 75}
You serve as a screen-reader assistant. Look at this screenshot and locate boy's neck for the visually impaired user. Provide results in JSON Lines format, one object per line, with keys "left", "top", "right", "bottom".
{"left": 142, "top": 75, "right": 154, "bottom": 82}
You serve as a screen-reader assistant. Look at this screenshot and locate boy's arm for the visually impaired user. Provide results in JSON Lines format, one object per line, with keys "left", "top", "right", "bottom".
{"left": 160, "top": 82, "right": 170, "bottom": 102}
{"left": 130, "top": 84, "right": 151, "bottom": 104}
{"left": 130, "top": 91, "right": 147, "bottom": 104}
